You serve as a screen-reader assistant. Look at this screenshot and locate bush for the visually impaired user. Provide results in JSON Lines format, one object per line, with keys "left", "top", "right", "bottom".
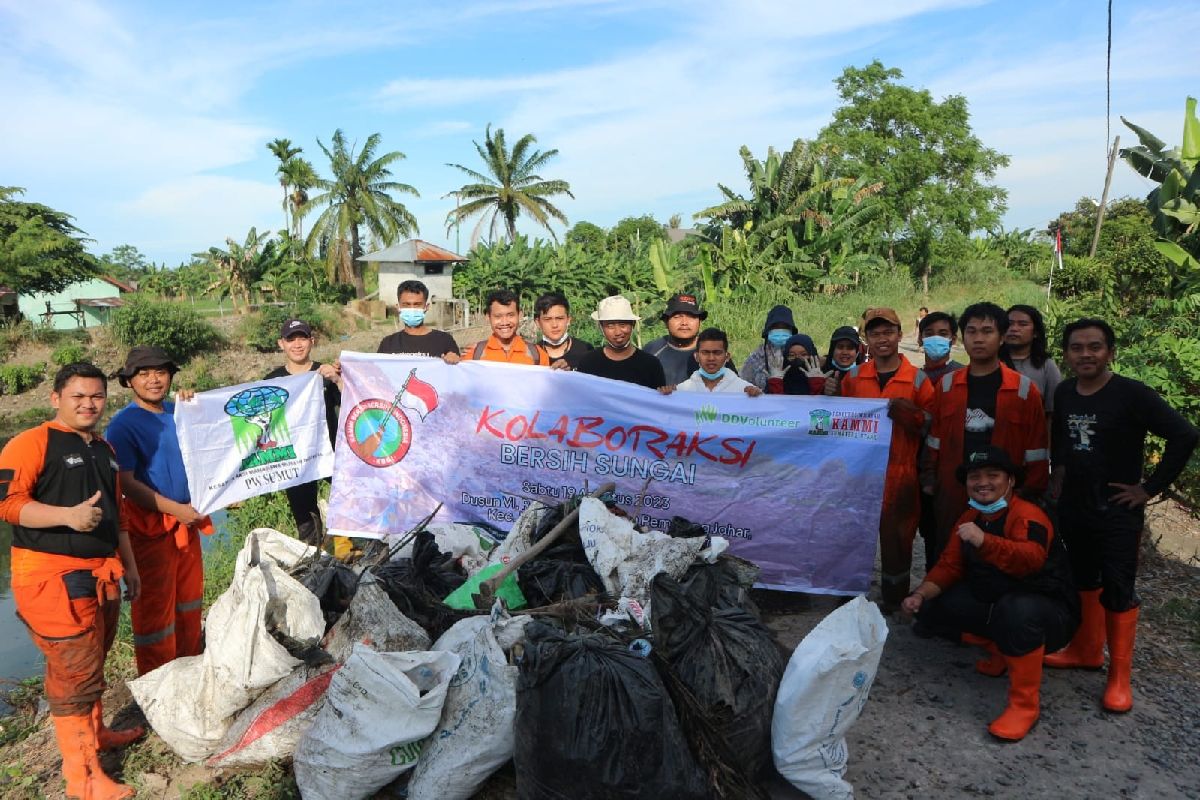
{"left": 237, "top": 302, "right": 339, "bottom": 353}
{"left": 51, "top": 342, "right": 88, "bottom": 365}
{"left": 109, "top": 296, "right": 223, "bottom": 363}
{"left": 0, "top": 363, "right": 45, "bottom": 395}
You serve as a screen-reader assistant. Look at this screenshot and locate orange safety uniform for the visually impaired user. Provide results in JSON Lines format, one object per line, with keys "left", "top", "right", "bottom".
{"left": 123, "top": 504, "right": 210, "bottom": 674}
{"left": 465, "top": 334, "right": 551, "bottom": 365}
{"left": 0, "top": 421, "right": 126, "bottom": 716}
{"left": 840, "top": 355, "right": 937, "bottom": 605}
{"left": 923, "top": 366, "right": 1047, "bottom": 558}
{"left": 0, "top": 420, "right": 142, "bottom": 798}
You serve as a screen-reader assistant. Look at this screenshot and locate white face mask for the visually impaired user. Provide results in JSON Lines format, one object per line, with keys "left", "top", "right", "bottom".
{"left": 542, "top": 333, "right": 570, "bottom": 347}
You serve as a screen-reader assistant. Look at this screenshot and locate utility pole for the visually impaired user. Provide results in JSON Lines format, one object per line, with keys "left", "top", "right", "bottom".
{"left": 1089, "top": 135, "right": 1121, "bottom": 258}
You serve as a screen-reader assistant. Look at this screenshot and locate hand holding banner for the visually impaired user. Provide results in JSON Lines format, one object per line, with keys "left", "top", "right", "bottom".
{"left": 176, "top": 371, "right": 336, "bottom": 515}
{"left": 328, "top": 354, "right": 892, "bottom": 595}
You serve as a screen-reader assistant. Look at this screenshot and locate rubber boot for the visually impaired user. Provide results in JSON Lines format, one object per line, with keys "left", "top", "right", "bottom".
{"left": 52, "top": 714, "right": 134, "bottom": 800}
{"left": 1103, "top": 607, "right": 1138, "bottom": 713}
{"left": 1044, "top": 589, "right": 1105, "bottom": 669}
{"left": 988, "top": 646, "right": 1043, "bottom": 741}
{"left": 92, "top": 700, "right": 145, "bottom": 751}
{"left": 962, "top": 633, "right": 1006, "bottom": 677}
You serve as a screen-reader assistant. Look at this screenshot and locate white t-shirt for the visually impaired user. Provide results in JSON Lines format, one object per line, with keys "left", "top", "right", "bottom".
{"left": 676, "top": 370, "right": 754, "bottom": 394}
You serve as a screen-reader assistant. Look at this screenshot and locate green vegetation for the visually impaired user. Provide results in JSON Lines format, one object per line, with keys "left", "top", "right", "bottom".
{"left": 179, "top": 760, "right": 297, "bottom": 799}
{"left": 50, "top": 342, "right": 88, "bottom": 366}
{"left": 446, "top": 124, "right": 574, "bottom": 244}
{"left": 110, "top": 295, "right": 223, "bottom": 363}
{"left": 0, "top": 186, "right": 99, "bottom": 294}
{"left": 236, "top": 302, "right": 341, "bottom": 353}
{"left": 0, "top": 363, "right": 44, "bottom": 395}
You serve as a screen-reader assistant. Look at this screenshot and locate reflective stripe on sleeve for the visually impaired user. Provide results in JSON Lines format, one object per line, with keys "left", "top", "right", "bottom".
{"left": 1025, "top": 448, "right": 1048, "bottom": 462}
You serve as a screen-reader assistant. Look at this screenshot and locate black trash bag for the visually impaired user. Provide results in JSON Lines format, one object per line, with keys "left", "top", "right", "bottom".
{"left": 517, "top": 559, "right": 604, "bottom": 607}
{"left": 370, "top": 532, "right": 471, "bottom": 639}
{"left": 530, "top": 504, "right": 591, "bottom": 564}
{"left": 650, "top": 572, "right": 785, "bottom": 779}
{"left": 298, "top": 561, "right": 360, "bottom": 628}
{"left": 514, "top": 621, "right": 708, "bottom": 800}
{"left": 665, "top": 516, "right": 709, "bottom": 540}
{"left": 678, "top": 554, "right": 761, "bottom": 615}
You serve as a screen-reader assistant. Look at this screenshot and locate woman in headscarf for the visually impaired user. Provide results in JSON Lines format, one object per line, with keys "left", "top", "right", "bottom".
{"left": 740, "top": 305, "right": 798, "bottom": 392}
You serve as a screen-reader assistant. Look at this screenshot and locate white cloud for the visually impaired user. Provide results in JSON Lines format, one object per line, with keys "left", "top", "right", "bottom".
{"left": 116, "top": 176, "right": 283, "bottom": 256}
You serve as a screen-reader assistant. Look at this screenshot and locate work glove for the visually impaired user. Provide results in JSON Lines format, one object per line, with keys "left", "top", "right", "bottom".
{"left": 766, "top": 346, "right": 786, "bottom": 394}
{"left": 799, "top": 356, "right": 832, "bottom": 394}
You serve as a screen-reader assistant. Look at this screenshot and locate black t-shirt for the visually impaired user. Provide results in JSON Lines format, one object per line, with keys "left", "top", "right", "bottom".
{"left": 1053, "top": 374, "right": 1200, "bottom": 510}
{"left": 376, "top": 329, "right": 460, "bottom": 358}
{"left": 577, "top": 348, "right": 666, "bottom": 390}
{"left": 963, "top": 368, "right": 1002, "bottom": 456}
{"left": 543, "top": 337, "right": 594, "bottom": 370}
{"left": 876, "top": 370, "right": 896, "bottom": 391}
{"left": 264, "top": 363, "right": 341, "bottom": 446}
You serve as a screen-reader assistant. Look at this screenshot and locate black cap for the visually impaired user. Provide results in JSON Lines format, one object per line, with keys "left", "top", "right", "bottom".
{"left": 117, "top": 346, "right": 178, "bottom": 387}
{"left": 661, "top": 293, "right": 707, "bottom": 321}
{"left": 956, "top": 445, "right": 1023, "bottom": 485}
{"left": 829, "top": 325, "right": 860, "bottom": 346}
{"left": 280, "top": 318, "right": 313, "bottom": 339}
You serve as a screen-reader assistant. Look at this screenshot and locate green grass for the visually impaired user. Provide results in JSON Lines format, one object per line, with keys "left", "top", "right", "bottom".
{"left": 179, "top": 761, "right": 297, "bottom": 799}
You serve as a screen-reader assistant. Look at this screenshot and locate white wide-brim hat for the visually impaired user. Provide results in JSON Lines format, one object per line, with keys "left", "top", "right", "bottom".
{"left": 590, "top": 295, "right": 640, "bottom": 322}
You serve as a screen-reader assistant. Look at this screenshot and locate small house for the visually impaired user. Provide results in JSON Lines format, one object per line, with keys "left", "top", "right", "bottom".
{"left": 359, "top": 240, "right": 467, "bottom": 306}
{"left": 18, "top": 275, "right": 134, "bottom": 330}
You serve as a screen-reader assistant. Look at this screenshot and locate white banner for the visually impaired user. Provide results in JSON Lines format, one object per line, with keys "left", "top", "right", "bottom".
{"left": 176, "top": 372, "right": 335, "bottom": 515}
{"left": 327, "top": 354, "right": 892, "bottom": 594}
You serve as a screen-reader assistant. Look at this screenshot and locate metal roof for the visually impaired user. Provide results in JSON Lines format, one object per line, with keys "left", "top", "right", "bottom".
{"left": 357, "top": 239, "right": 467, "bottom": 263}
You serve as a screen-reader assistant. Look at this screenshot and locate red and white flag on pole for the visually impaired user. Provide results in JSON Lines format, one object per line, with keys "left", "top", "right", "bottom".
{"left": 399, "top": 369, "right": 439, "bottom": 420}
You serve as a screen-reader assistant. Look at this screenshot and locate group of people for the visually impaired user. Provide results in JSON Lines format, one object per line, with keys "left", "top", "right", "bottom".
{"left": 1, "top": 280, "right": 1197, "bottom": 797}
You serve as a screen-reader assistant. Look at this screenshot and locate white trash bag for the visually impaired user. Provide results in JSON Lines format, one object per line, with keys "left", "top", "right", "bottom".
{"left": 208, "top": 663, "right": 337, "bottom": 769}
{"left": 772, "top": 596, "right": 887, "bottom": 800}
{"left": 293, "top": 645, "right": 460, "bottom": 800}
{"left": 129, "top": 530, "right": 326, "bottom": 763}
{"left": 578, "top": 497, "right": 706, "bottom": 610}
{"left": 406, "top": 607, "right": 531, "bottom": 800}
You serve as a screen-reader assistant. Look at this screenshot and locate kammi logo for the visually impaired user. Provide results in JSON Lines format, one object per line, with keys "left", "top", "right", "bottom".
{"left": 808, "top": 409, "right": 833, "bottom": 436}
{"left": 224, "top": 386, "right": 296, "bottom": 472}
{"left": 695, "top": 404, "right": 719, "bottom": 424}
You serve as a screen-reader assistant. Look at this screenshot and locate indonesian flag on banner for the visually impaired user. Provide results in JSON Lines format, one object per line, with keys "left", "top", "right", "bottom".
{"left": 399, "top": 369, "right": 439, "bottom": 420}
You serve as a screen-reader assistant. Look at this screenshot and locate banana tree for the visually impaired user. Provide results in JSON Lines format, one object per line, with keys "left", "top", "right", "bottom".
{"left": 1121, "top": 96, "right": 1200, "bottom": 294}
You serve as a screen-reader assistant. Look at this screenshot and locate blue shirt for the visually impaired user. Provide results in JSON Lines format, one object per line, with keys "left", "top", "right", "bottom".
{"left": 105, "top": 401, "right": 191, "bottom": 504}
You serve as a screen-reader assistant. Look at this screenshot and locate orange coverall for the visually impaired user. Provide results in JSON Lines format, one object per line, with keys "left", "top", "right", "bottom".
{"left": 841, "top": 355, "right": 937, "bottom": 605}
{"left": 922, "top": 365, "right": 1048, "bottom": 557}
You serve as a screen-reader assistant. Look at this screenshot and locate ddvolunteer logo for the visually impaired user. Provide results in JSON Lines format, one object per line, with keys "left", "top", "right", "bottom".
{"left": 346, "top": 368, "right": 441, "bottom": 468}
{"left": 225, "top": 386, "right": 297, "bottom": 471}
{"left": 694, "top": 404, "right": 803, "bottom": 430}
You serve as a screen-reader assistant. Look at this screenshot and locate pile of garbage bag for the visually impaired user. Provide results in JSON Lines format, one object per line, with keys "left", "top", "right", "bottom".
{"left": 129, "top": 491, "right": 886, "bottom": 800}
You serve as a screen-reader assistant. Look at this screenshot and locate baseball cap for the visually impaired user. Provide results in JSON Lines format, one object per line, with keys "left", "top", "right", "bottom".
{"left": 280, "top": 318, "right": 313, "bottom": 339}
{"left": 863, "top": 307, "right": 902, "bottom": 328}
{"left": 661, "top": 293, "right": 707, "bottom": 321}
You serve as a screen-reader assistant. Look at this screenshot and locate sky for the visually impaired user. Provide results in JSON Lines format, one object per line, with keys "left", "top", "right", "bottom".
{"left": 1, "top": 0, "right": 1195, "bottom": 266}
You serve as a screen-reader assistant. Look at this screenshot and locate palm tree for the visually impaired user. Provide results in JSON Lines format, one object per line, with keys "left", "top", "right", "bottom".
{"left": 445, "top": 125, "right": 573, "bottom": 244}
{"left": 279, "top": 157, "right": 318, "bottom": 239}
{"left": 267, "top": 139, "right": 302, "bottom": 233}
{"left": 306, "top": 130, "right": 419, "bottom": 298}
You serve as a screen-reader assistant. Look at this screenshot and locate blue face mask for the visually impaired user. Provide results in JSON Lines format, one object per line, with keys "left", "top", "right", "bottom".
{"left": 698, "top": 366, "right": 726, "bottom": 380}
{"left": 968, "top": 497, "right": 1009, "bottom": 515}
{"left": 922, "top": 335, "right": 951, "bottom": 360}
{"left": 833, "top": 359, "right": 855, "bottom": 372}
{"left": 766, "top": 330, "right": 791, "bottom": 348}
{"left": 399, "top": 308, "right": 426, "bottom": 327}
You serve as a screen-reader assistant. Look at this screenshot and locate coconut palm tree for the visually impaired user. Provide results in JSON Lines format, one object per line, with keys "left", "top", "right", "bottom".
{"left": 279, "top": 157, "right": 318, "bottom": 239}
{"left": 306, "top": 130, "right": 419, "bottom": 298}
{"left": 445, "top": 125, "right": 573, "bottom": 244}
